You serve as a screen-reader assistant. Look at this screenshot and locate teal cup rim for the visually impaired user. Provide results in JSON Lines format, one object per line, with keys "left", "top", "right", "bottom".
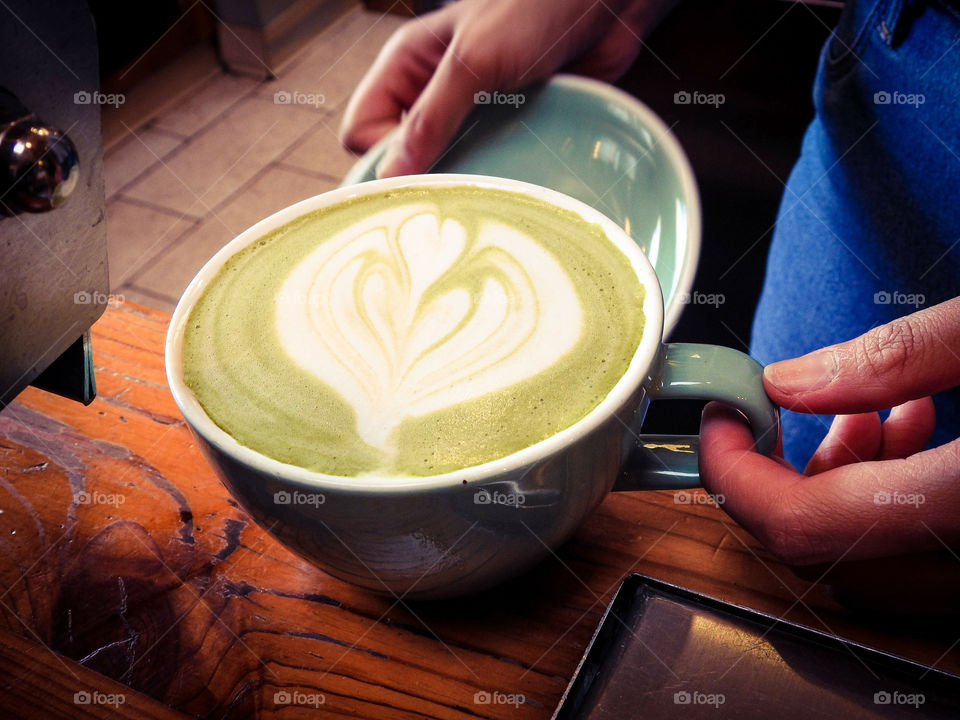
{"left": 165, "top": 174, "right": 665, "bottom": 493}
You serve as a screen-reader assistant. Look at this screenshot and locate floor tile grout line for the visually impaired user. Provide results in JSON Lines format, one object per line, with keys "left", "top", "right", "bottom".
{"left": 142, "top": 6, "right": 364, "bottom": 140}
{"left": 273, "top": 161, "right": 348, "bottom": 183}
{"left": 122, "top": 156, "right": 327, "bottom": 289}
{"left": 116, "top": 283, "right": 180, "bottom": 305}
{"left": 106, "top": 142, "right": 195, "bottom": 205}
{"left": 268, "top": 5, "right": 370, "bottom": 78}
{"left": 110, "top": 194, "right": 205, "bottom": 223}
{"left": 103, "top": 7, "right": 368, "bottom": 206}
{"left": 103, "top": 125, "right": 189, "bottom": 163}
{"left": 174, "top": 105, "right": 336, "bottom": 221}
{"left": 118, "top": 90, "right": 327, "bottom": 217}
{"left": 108, "top": 215, "right": 200, "bottom": 291}
{"left": 109, "top": 79, "right": 268, "bottom": 199}
{"left": 251, "top": 9, "right": 355, "bottom": 79}
{"left": 102, "top": 4, "right": 378, "bottom": 154}
{"left": 149, "top": 73, "right": 266, "bottom": 139}
{"left": 118, "top": 113, "right": 331, "bottom": 294}
{"left": 103, "top": 5, "right": 391, "bottom": 305}
{"left": 103, "top": 4, "right": 370, "bottom": 149}
{"left": 121, "top": 226, "right": 210, "bottom": 290}
{"left": 140, "top": 123, "right": 192, "bottom": 142}
{"left": 101, "top": 46, "right": 224, "bottom": 153}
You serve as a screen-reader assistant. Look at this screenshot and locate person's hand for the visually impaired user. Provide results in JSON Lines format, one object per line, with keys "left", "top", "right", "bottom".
{"left": 340, "top": 0, "right": 678, "bottom": 177}
{"left": 700, "top": 297, "right": 960, "bottom": 613}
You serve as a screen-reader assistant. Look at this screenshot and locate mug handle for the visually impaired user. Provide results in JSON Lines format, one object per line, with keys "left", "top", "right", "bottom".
{"left": 613, "top": 343, "right": 780, "bottom": 491}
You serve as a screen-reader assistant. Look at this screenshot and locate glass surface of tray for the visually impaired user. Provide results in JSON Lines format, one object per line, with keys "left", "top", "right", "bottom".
{"left": 554, "top": 574, "right": 960, "bottom": 719}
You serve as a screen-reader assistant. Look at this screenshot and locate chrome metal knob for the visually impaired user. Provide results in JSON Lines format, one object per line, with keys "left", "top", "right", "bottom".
{"left": 0, "top": 115, "right": 80, "bottom": 215}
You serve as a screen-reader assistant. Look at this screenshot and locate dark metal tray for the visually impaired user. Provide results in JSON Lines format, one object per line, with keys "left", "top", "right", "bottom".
{"left": 553, "top": 574, "right": 960, "bottom": 719}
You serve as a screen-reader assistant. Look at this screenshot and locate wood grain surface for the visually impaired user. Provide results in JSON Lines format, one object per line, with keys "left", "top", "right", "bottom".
{"left": 0, "top": 626, "right": 191, "bottom": 719}
{"left": 1, "top": 301, "right": 958, "bottom": 719}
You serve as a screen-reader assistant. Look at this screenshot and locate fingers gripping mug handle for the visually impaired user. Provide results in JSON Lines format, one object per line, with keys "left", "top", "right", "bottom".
{"left": 615, "top": 343, "right": 780, "bottom": 491}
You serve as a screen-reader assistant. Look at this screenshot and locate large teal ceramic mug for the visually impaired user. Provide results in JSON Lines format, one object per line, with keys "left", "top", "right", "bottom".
{"left": 165, "top": 174, "right": 778, "bottom": 599}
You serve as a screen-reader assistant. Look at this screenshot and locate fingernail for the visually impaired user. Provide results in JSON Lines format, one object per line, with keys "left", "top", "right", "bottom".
{"left": 764, "top": 350, "right": 838, "bottom": 394}
{"left": 377, "top": 138, "right": 414, "bottom": 178}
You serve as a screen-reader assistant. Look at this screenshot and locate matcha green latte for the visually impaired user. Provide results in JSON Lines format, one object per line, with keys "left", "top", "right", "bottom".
{"left": 183, "top": 185, "right": 646, "bottom": 477}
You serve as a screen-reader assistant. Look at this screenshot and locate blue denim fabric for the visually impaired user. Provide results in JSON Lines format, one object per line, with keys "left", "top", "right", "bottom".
{"left": 751, "top": 0, "right": 960, "bottom": 468}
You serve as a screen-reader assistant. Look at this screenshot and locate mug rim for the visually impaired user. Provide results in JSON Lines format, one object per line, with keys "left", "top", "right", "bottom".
{"left": 165, "top": 174, "right": 665, "bottom": 492}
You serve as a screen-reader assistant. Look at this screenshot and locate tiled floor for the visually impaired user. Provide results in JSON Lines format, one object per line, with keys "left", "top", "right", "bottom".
{"left": 102, "top": 5, "right": 405, "bottom": 312}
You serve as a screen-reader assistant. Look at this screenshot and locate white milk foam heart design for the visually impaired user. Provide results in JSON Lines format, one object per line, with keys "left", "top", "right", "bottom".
{"left": 182, "top": 185, "right": 646, "bottom": 477}
{"left": 275, "top": 203, "right": 583, "bottom": 454}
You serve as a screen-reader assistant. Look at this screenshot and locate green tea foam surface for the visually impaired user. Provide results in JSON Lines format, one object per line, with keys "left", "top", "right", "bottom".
{"left": 183, "top": 186, "right": 645, "bottom": 477}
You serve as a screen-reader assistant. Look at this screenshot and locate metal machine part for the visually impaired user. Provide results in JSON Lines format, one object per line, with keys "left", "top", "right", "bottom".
{"left": 0, "top": 87, "right": 81, "bottom": 216}
{"left": 0, "top": 1, "right": 109, "bottom": 409}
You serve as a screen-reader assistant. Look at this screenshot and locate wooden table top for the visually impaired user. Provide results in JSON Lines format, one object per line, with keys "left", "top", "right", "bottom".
{"left": 1, "top": 301, "right": 957, "bottom": 719}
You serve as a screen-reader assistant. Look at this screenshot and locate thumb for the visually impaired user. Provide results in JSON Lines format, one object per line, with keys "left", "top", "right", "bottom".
{"left": 378, "top": 42, "right": 485, "bottom": 177}
{"left": 763, "top": 297, "right": 960, "bottom": 414}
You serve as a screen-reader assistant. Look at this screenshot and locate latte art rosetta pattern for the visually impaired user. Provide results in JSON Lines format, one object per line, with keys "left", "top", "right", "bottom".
{"left": 183, "top": 186, "right": 645, "bottom": 477}
{"left": 276, "top": 205, "right": 583, "bottom": 452}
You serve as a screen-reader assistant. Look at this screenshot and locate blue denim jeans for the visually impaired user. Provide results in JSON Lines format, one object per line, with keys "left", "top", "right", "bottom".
{"left": 751, "top": 0, "right": 960, "bottom": 468}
